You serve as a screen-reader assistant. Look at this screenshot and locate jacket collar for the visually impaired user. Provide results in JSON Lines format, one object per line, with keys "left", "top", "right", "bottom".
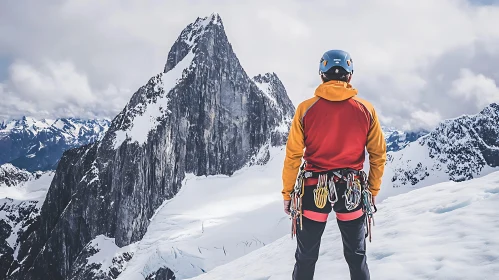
{"left": 314, "top": 80, "right": 358, "bottom": 101}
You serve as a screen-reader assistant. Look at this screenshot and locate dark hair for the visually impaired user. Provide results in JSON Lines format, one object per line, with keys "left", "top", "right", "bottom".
{"left": 321, "top": 66, "right": 351, "bottom": 82}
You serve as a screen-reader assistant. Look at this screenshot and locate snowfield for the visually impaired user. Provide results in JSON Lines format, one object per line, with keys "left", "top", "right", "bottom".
{"left": 82, "top": 144, "right": 499, "bottom": 279}
{"left": 4, "top": 142, "right": 498, "bottom": 279}
{"left": 188, "top": 170, "right": 499, "bottom": 280}
{"left": 113, "top": 146, "right": 290, "bottom": 279}
{"left": 0, "top": 171, "right": 53, "bottom": 204}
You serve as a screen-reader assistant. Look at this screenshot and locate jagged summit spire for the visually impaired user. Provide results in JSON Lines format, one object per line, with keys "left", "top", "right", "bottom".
{"left": 164, "top": 13, "right": 226, "bottom": 73}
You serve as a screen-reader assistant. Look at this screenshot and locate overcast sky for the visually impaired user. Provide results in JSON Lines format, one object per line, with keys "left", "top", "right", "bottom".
{"left": 1, "top": 0, "right": 499, "bottom": 130}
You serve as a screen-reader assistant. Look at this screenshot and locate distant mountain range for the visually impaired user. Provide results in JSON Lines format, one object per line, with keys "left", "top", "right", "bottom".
{"left": 0, "top": 117, "right": 110, "bottom": 172}
{"left": 382, "top": 127, "right": 428, "bottom": 152}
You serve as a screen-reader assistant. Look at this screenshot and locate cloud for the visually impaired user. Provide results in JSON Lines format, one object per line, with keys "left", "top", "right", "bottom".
{"left": 410, "top": 110, "right": 442, "bottom": 130}
{"left": 0, "top": 60, "right": 129, "bottom": 120}
{"left": 451, "top": 68, "right": 499, "bottom": 108}
{"left": 1, "top": 0, "right": 499, "bottom": 130}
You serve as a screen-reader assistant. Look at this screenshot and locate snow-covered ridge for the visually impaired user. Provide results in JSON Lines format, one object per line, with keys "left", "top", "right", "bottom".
{"left": 252, "top": 73, "right": 295, "bottom": 145}
{"left": 114, "top": 52, "right": 195, "bottom": 148}
{"left": 253, "top": 74, "right": 278, "bottom": 105}
{"left": 0, "top": 117, "right": 109, "bottom": 140}
{"left": 382, "top": 102, "right": 499, "bottom": 197}
{"left": 114, "top": 13, "right": 225, "bottom": 149}
{"left": 0, "top": 164, "right": 37, "bottom": 187}
{"left": 188, "top": 171, "right": 499, "bottom": 280}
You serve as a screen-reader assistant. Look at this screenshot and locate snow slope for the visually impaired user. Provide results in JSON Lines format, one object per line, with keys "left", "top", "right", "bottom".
{"left": 84, "top": 146, "right": 289, "bottom": 279}
{"left": 0, "top": 170, "right": 53, "bottom": 203}
{"left": 188, "top": 171, "right": 499, "bottom": 280}
{"left": 88, "top": 138, "right": 498, "bottom": 279}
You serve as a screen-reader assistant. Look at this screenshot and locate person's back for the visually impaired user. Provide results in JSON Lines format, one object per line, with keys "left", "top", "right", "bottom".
{"left": 282, "top": 50, "right": 387, "bottom": 280}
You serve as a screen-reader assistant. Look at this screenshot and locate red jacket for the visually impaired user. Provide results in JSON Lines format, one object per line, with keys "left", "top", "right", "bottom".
{"left": 282, "top": 81, "right": 387, "bottom": 200}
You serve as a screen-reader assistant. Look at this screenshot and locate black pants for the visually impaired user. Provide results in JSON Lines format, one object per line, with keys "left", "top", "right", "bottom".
{"left": 292, "top": 183, "right": 370, "bottom": 280}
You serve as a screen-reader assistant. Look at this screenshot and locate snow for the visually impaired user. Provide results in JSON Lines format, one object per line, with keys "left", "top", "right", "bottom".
{"left": 115, "top": 147, "right": 290, "bottom": 280}
{"left": 114, "top": 51, "right": 195, "bottom": 149}
{"left": 0, "top": 171, "right": 54, "bottom": 258}
{"left": 254, "top": 80, "right": 278, "bottom": 105}
{"left": 86, "top": 236, "right": 120, "bottom": 270}
{"left": 52, "top": 119, "right": 68, "bottom": 131}
{"left": 184, "top": 17, "right": 212, "bottom": 47}
{"left": 273, "top": 119, "right": 291, "bottom": 133}
{"left": 211, "top": 13, "right": 219, "bottom": 25}
{"left": 0, "top": 117, "right": 53, "bottom": 134}
{"left": 109, "top": 140, "right": 499, "bottom": 279}
{"left": 188, "top": 171, "right": 499, "bottom": 280}
{"left": 0, "top": 172, "right": 54, "bottom": 206}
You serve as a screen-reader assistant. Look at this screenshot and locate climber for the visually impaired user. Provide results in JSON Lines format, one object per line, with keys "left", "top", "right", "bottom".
{"left": 282, "top": 50, "right": 387, "bottom": 280}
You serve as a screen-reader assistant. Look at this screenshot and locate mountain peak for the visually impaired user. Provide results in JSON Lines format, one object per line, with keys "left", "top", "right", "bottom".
{"left": 481, "top": 102, "right": 499, "bottom": 117}
{"left": 164, "top": 13, "right": 227, "bottom": 73}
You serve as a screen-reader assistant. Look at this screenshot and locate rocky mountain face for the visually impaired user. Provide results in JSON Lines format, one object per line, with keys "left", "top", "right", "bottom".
{"left": 7, "top": 13, "right": 294, "bottom": 280}
{"left": 0, "top": 117, "right": 110, "bottom": 172}
{"left": 386, "top": 103, "right": 499, "bottom": 189}
{"left": 0, "top": 164, "right": 40, "bottom": 187}
{"left": 382, "top": 127, "right": 428, "bottom": 152}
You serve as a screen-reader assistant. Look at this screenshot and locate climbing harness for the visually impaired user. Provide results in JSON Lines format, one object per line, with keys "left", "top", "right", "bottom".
{"left": 313, "top": 174, "right": 329, "bottom": 209}
{"left": 291, "top": 166, "right": 378, "bottom": 241}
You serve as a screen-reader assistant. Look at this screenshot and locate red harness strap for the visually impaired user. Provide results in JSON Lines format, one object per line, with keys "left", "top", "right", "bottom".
{"left": 302, "top": 209, "right": 364, "bottom": 222}
{"left": 336, "top": 208, "right": 364, "bottom": 221}
{"left": 304, "top": 177, "right": 319, "bottom": 186}
{"left": 303, "top": 210, "right": 329, "bottom": 222}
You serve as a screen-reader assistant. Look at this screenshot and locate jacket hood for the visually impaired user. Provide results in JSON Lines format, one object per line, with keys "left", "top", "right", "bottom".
{"left": 314, "top": 81, "right": 358, "bottom": 101}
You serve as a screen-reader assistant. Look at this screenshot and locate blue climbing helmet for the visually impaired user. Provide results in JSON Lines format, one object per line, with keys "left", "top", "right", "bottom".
{"left": 319, "top": 50, "right": 354, "bottom": 75}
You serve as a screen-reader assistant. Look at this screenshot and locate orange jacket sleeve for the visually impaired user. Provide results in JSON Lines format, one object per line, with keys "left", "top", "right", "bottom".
{"left": 282, "top": 98, "right": 318, "bottom": 200}
{"left": 365, "top": 107, "right": 387, "bottom": 196}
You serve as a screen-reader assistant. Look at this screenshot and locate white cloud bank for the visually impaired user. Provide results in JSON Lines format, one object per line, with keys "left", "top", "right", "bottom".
{"left": 1, "top": 0, "right": 499, "bottom": 129}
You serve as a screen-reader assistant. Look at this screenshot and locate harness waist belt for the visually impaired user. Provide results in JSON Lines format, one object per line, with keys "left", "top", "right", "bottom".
{"left": 303, "top": 168, "right": 363, "bottom": 179}
{"left": 336, "top": 209, "right": 364, "bottom": 221}
{"left": 304, "top": 175, "right": 361, "bottom": 186}
{"left": 303, "top": 210, "right": 328, "bottom": 222}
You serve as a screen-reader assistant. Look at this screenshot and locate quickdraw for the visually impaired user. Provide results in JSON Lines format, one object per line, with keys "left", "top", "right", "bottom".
{"left": 359, "top": 171, "right": 377, "bottom": 243}
{"left": 344, "top": 172, "right": 363, "bottom": 211}
{"left": 328, "top": 177, "right": 338, "bottom": 204}
{"left": 290, "top": 162, "right": 306, "bottom": 239}
{"left": 313, "top": 174, "right": 329, "bottom": 209}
